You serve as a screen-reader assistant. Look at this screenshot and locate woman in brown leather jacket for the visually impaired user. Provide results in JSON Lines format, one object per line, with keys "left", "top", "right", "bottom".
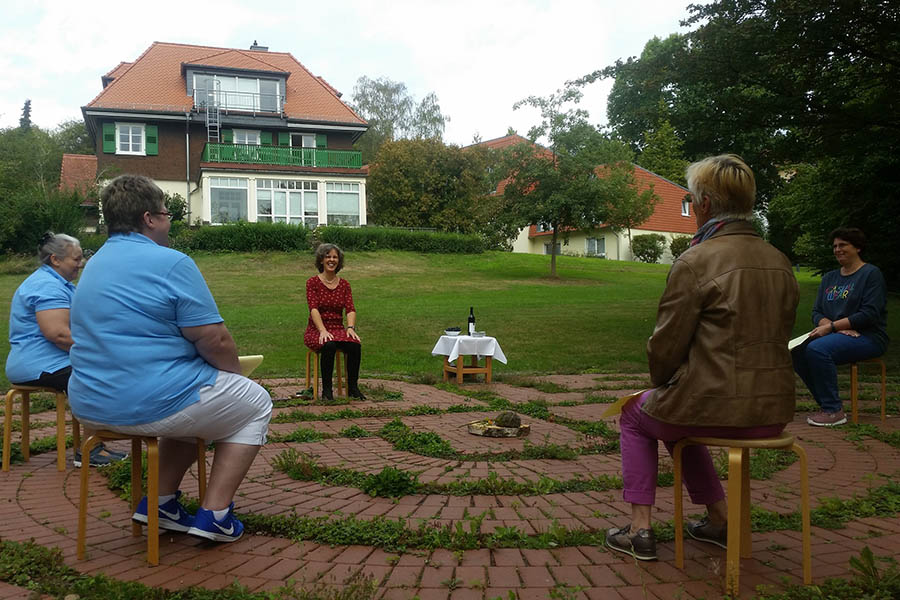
{"left": 606, "top": 155, "right": 799, "bottom": 561}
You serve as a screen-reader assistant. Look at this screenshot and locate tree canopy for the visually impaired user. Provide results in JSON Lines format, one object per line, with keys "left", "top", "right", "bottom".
{"left": 350, "top": 76, "right": 450, "bottom": 164}
{"left": 501, "top": 88, "right": 651, "bottom": 277}
{"left": 577, "top": 0, "right": 900, "bottom": 286}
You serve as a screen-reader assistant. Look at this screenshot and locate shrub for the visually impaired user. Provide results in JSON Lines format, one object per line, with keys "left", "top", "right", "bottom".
{"left": 315, "top": 226, "right": 484, "bottom": 254}
{"left": 163, "top": 192, "right": 187, "bottom": 222}
{"left": 0, "top": 186, "right": 86, "bottom": 254}
{"left": 170, "top": 221, "right": 311, "bottom": 252}
{"left": 631, "top": 233, "right": 667, "bottom": 263}
{"left": 669, "top": 235, "right": 692, "bottom": 260}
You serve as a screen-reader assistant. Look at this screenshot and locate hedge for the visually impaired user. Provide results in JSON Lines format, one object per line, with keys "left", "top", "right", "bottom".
{"left": 170, "top": 221, "right": 311, "bottom": 252}
{"left": 315, "top": 226, "right": 484, "bottom": 254}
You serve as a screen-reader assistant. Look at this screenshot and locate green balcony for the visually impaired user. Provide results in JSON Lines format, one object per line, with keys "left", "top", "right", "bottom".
{"left": 202, "top": 143, "right": 363, "bottom": 169}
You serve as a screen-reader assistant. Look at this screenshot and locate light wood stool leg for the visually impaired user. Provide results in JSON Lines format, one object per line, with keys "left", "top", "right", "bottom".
{"left": 456, "top": 358, "right": 464, "bottom": 384}
{"left": 793, "top": 443, "right": 812, "bottom": 585}
{"left": 77, "top": 434, "right": 101, "bottom": 559}
{"left": 55, "top": 393, "right": 66, "bottom": 471}
{"left": 442, "top": 358, "right": 450, "bottom": 382}
{"left": 146, "top": 438, "right": 159, "bottom": 566}
{"left": 725, "top": 447, "right": 743, "bottom": 596}
{"left": 740, "top": 448, "right": 752, "bottom": 558}
{"left": 486, "top": 356, "right": 493, "bottom": 383}
{"left": 313, "top": 353, "right": 319, "bottom": 400}
{"left": 850, "top": 363, "right": 859, "bottom": 424}
{"left": 2, "top": 389, "right": 17, "bottom": 472}
{"left": 673, "top": 440, "right": 686, "bottom": 568}
{"left": 20, "top": 392, "right": 30, "bottom": 462}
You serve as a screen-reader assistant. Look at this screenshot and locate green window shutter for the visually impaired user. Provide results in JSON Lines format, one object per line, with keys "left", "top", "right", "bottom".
{"left": 102, "top": 123, "right": 116, "bottom": 153}
{"left": 316, "top": 134, "right": 327, "bottom": 149}
{"left": 145, "top": 125, "right": 158, "bottom": 155}
{"left": 223, "top": 129, "right": 233, "bottom": 143}
{"left": 260, "top": 131, "right": 273, "bottom": 145}
{"left": 278, "top": 131, "right": 290, "bottom": 146}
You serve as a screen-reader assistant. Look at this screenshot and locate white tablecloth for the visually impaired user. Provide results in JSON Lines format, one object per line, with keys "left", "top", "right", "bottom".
{"left": 431, "top": 335, "right": 507, "bottom": 364}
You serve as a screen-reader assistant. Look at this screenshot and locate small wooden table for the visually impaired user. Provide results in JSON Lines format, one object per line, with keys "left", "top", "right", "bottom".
{"left": 431, "top": 335, "right": 507, "bottom": 384}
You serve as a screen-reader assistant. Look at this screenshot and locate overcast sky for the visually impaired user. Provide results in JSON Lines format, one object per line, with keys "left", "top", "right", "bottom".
{"left": 0, "top": 0, "right": 694, "bottom": 146}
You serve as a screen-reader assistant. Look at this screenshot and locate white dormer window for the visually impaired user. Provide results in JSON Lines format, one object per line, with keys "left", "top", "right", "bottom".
{"left": 116, "top": 123, "right": 145, "bottom": 155}
{"left": 234, "top": 129, "right": 260, "bottom": 145}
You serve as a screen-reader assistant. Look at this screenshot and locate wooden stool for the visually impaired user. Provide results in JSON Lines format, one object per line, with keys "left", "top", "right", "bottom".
{"left": 304, "top": 349, "right": 346, "bottom": 399}
{"left": 77, "top": 431, "right": 206, "bottom": 566}
{"left": 850, "top": 358, "right": 887, "bottom": 424}
{"left": 673, "top": 433, "right": 811, "bottom": 596}
{"left": 3, "top": 385, "right": 80, "bottom": 472}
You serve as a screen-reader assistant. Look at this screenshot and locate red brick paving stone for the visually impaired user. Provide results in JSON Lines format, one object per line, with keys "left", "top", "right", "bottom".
{"left": 412, "top": 589, "right": 450, "bottom": 600}
{"left": 549, "top": 565, "right": 592, "bottom": 588}
{"left": 453, "top": 565, "right": 487, "bottom": 588}
{"left": 319, "top": 563, "right": 362, "bottom": 585}
{"left": 385, "top": 565, "right": 423, "bottom": 588}
{"left": 518, "top": 565, "right": 555, "bottom": 587}
{"left": 380, "top": 586, "right": 421, "bottom": 599}
{"left": 580, "top": 564, "right": 622, "bottom": 587}
{"left": 486, "top": 565, "right": 519, "bottom": 586}
{"left": 520, "top": 548, "right": 558, "bottom": 566}
{"left": 418, "top": 565, "right": 455, "bottom": 589}
{"left": 484, "top": 589, "right": 519, "bottom": 600}
{"left": 449, "top": 589, "right": 483, "bottom": 600}
{"left": 227, "top": 554, "right": 282, "bottom": 578}
{"left": 492, "top": 548, "right": 526, "bottom": 566}
{"left": 358, "top": 564, "right": 393, "bottom": 586}
{"left": 333, "top": 544, "right": 375, "bottom": 564}
{"left": 254, "top": 558, "right": 305, "bottom": 580}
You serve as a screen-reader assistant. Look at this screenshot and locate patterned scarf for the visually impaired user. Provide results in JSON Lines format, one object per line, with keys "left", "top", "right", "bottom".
{"left": 690, "top": 218, "right": 746, "bottom": 247}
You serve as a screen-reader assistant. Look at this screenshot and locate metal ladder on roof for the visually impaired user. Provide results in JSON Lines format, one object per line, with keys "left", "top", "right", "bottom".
{"left": 204, "top": 81, "right": 221, "bottom": 161}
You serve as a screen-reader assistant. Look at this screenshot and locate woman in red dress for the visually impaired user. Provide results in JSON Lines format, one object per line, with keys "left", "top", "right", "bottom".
{"left": 304, "top": 243, "right": 363, "bottom": 400}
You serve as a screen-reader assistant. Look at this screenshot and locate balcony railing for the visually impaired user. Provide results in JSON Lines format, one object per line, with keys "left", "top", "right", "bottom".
{"left": 194, "top": 90, "right": 284, "bottom": 115}
{"left": 202, "top": 143, "right": 363, "bottom": 169}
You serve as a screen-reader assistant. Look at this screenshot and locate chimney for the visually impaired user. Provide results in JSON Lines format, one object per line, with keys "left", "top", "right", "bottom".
{"left": 249, "top": 40, "right": 268, "bottom": 51}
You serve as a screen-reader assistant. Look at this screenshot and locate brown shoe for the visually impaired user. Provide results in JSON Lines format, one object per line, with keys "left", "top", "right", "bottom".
{"left": 605, "top": 524, "right": 657, "bottom": 560}
{"left": 687, "top": 516, "right": 727, "bottom": 549}
{"left": 807, "top": 410, "right": 847, "bottom": 427}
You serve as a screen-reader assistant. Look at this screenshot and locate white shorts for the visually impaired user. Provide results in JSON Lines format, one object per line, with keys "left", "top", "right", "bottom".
{"left": 77, "top": 371, "right": 272, "bottom": 445}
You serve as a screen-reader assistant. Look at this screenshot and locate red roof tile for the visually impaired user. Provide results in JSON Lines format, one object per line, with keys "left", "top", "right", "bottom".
{"left": 58, "top": 154, "right": 98, "bottom": 203}
{"left": 87, "top": 42, "right": 365, "bottom": 125}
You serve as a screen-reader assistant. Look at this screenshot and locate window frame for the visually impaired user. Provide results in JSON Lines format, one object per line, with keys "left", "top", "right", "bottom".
{"left": 209, "top": 177, "right": 249, "bottom": 224}
{"left": 233, "top": 129, "right": 261, "bottom": 146}
{"left": 325, "top": 181, "right": 361, "bottom": 226}
{"left": 681, "top": 193, "right": 691, "bottom": 216}
{"left": 115, "top": 122, "right": 145, "bottom": 156}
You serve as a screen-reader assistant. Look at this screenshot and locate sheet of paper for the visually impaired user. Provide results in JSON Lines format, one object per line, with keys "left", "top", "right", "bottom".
{"left": 788, "top": 332, "right": 811, "bottom": 351}
{"left": 601, "top": 389, "right": 649, "bottom": 418}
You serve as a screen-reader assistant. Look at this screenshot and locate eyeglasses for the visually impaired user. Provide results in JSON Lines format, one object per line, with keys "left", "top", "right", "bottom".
{"left": 152, "top": 211, "right": 174, "bottom": 221}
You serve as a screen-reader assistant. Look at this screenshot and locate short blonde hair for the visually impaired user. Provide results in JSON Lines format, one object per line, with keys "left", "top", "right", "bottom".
{"left": 685, "top": 154, "right": 756, "bottom": 219}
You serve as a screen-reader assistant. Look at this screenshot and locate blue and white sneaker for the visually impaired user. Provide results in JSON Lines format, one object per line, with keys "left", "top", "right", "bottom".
{"left": 131, "top": 490, "right": 194, "bottom": 532}
{"left": 187, "top": 503, "right": 244, "bottom": 542}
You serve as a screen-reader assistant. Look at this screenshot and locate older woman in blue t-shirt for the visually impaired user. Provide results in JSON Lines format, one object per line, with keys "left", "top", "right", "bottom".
{"left": 6, "top": 232, "right": 127, "bottom": 467}
{"left": 792, "top": 228, "right": 889, "bottom": 427}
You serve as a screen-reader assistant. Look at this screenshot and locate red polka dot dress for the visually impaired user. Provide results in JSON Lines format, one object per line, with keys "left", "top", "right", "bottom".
{"left": 304, "top": 275, "right": 360, "bottom": 351}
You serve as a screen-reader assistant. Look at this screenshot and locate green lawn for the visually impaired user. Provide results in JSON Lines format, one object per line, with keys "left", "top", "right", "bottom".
{"left": 1, "top": 250, "right": 897, "bottom": 387}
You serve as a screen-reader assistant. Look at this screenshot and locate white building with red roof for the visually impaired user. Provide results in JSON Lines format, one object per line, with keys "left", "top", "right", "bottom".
{"left": 474, "top": 134, "right": 696, "bottom": 263}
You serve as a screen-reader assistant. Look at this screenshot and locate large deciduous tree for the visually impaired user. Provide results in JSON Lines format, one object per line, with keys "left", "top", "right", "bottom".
{"left": 502, "top": 87, "right": 646, "bottom": 277}
{"left": 577, "top": 0, "right": 900, "bottom": 287}
{"left": 367, "top": 138, "right": 513, "bottom": 246}
{"left": 350, "top": 76, "right": 450, "bottom": 164}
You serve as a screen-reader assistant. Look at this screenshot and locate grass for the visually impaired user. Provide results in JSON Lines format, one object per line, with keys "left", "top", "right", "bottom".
{"left": 2, "top": 251, "right": 898, "bottom": 389}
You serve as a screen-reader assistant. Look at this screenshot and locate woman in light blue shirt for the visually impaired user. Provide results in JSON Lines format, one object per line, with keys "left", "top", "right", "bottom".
{"left": 6, "top": 232, "right": 124, "bottom": 466}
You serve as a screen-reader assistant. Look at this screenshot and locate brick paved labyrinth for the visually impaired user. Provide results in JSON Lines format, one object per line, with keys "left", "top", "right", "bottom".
{"left": 1, "top": 373, "right": 899, "bottom": 599}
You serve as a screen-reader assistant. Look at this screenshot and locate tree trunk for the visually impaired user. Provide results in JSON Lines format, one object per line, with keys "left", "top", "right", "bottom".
{"left": 549, "top": 228, "right": 559, "bottom": 277}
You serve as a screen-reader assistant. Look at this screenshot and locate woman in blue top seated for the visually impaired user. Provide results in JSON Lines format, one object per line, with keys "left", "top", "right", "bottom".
{"left": 793, "top": 227, "right": 889, "bottom": 427}
{"left": 5, "top": 232, "right": 125, "bottom": 466}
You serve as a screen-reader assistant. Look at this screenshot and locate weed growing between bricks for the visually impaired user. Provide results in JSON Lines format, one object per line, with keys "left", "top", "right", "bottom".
{"left": 0, "top": 539, "right": 377, "bottom": 600}
{"left": 271, "top": 447, "right": 624, "bottom": 497}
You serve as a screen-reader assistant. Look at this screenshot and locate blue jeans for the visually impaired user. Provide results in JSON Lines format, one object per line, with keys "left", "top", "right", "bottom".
{"left": 792, "top": 333, "right": 884, "bottom": 412}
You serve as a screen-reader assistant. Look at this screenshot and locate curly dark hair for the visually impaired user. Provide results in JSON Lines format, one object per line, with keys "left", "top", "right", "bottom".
{"left": 314, "top": 243, "right": 344, "bottom": 273}
{"left": 829, "top": 227, "right": 867, "bottom": 253}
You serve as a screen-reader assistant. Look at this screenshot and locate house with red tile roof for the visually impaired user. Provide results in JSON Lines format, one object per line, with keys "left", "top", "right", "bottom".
{"left": 473, "top": 134, "right": 696, "bottom": 263}
{"left": 76, "top": 41, "right": 368, "bottom": 226}
{"left": 59, "top": 154, "right": 98, "bottom": 199}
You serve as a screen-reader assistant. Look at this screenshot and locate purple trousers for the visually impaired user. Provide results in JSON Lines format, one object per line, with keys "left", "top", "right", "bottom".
{"left": 620, "top": 390, "right": 786, "bottom": 506}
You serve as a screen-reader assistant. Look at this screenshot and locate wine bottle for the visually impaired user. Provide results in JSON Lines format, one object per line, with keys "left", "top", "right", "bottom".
{"left": 468, "top": 306, "right": 475, "bottom": 335}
